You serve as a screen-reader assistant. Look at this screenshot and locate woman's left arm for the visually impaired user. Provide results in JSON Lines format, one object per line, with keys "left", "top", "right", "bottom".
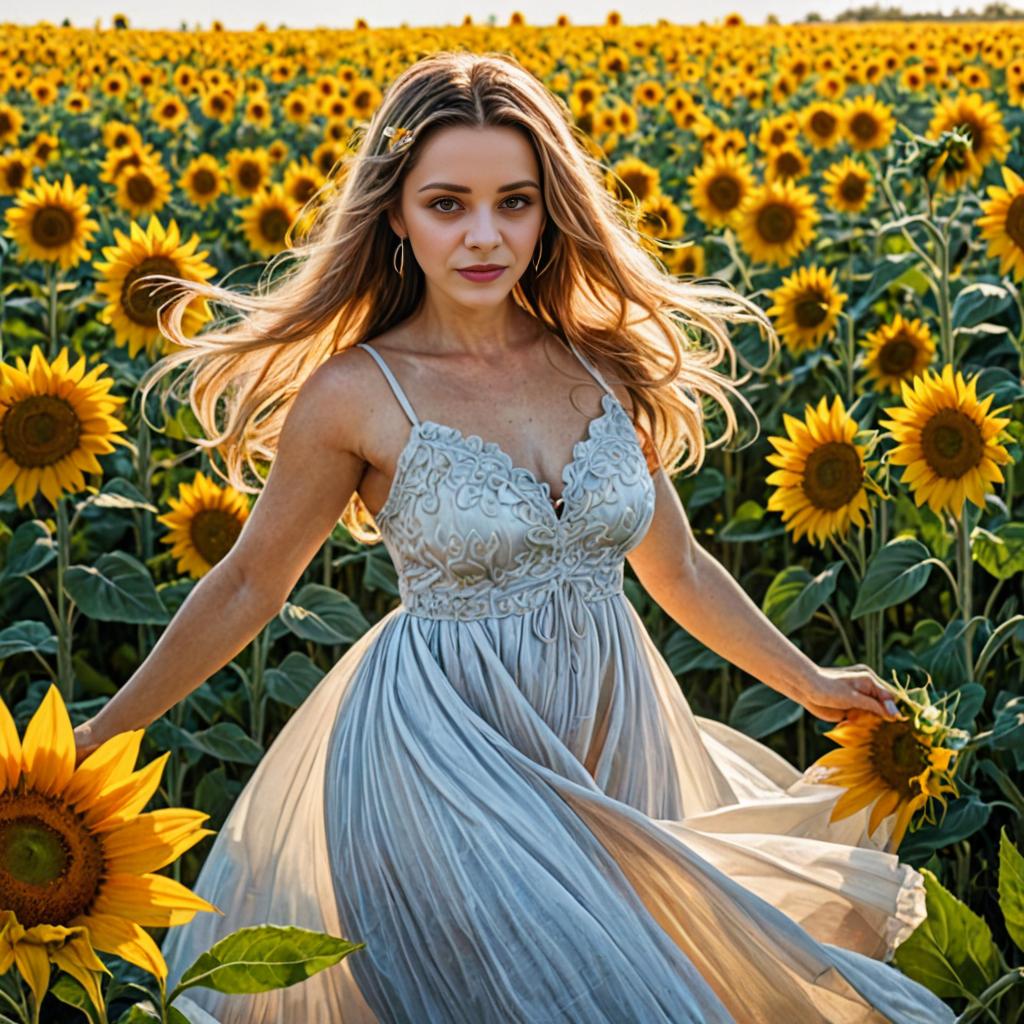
{"left": 627, "top": 468, "right": 902, "bottom": 724}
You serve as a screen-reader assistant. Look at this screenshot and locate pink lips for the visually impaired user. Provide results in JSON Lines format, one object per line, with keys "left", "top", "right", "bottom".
{"left": 457, "top": 266, "right": 505, "bottom": 282}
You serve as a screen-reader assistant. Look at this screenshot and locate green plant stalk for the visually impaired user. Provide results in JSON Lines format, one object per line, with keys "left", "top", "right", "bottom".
{"left": 955, "top": 510, "right": 975, "bottom": 680}
{"left": 46, "top": 263, "right": 59, "bottom": 362}
{"left": 0, "top": 975, "right": 29, "bottom": 1024}
{"left": 55, "top": 495, "right": 74, "bottom": 703}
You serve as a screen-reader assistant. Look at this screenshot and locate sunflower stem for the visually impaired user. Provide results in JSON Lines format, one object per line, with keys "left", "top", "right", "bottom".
{"left": 46, "top": 262, "right": 59, "bottom": 362}
{"left": 954, "top": 511, "right": 976, "bottom": 680}
{"left": 55, "top": 494, "right": 75, "bottom": 703}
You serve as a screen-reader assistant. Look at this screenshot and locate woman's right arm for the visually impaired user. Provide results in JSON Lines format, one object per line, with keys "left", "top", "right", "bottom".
{"left": 75, "top": 353, "right": 370, "bottom": 760}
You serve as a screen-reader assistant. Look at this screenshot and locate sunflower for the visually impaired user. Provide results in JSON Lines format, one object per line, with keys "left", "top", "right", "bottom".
{"left": 668, "top": 242, "right": 705, "bottom": 277}
{"left": 0, "top": 149, "right": 33, "bottom": 196}
{"left": 93, "top": 216, "right": 218, "bottom": 360}
{"left": 157, "top": 470, "right": 250, "bottom": 579}
{"left": 225, "top": 147, "right": 272, "bottom": 198}
{"left": 0, "top": 685, "right": 217, "bottom": 1014}
{"left": 860, "top": 314, "right": 936, "bottom": 395}
{"left": 803, "top": 676, "right": 964, "bottom": 853}
{"left": 879, "top": 364, "right": 1013, "bottom": 520}
{"left": 687, "top": 150, "right": 757, "bottom": 229}
{"left": 149, "top": 91, "right": 190, "bottom": 133}
{"left": 735, "top": 178, "right": 820, "bottom": 268}
{"left": 2, "top": 174, "right": 100, "bottom": 270}
{"left": 821, "top": 156, "right": 875, "bottom": 215}
{"left": 112, "top": 158, "right": 173, "bottom": 219}
{"left": 609, "top": 155, "right": 662, "bottom": 206}
{"left": 927, "top": 91, "right": 1010, "bottom": 191}
{"left": 0, "top": 102, "right": 25, "bottom": 146}
{"left": 840, "top": 94, "right": 897, "bottom": 152}
{"left": 976, "top": 164, "right": 1024, "bottom": 284}
{"left": 0, "top": 347, "right": 130, "bottom": 509}
{"left": 764, "top": 142, "right": 811, "bottom": 185}
{"left": 282, "top": 157, "right": 326, "bottom": 207}
{"left": 178, "top": 154, "right": 226, "bottom": 208}
{"left": 237, "top": 184, "right": 302, "bottom": 257}
{"left": 766, "top": 394, "right": 881, "bottom": 547}
{"left": 766, "top": 264, "right": 847, "bottom": 355}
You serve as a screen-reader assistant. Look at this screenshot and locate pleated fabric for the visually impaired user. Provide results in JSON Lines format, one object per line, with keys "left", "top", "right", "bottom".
{"left": 160, "top": 340, "right": 955, "bottom": 1022}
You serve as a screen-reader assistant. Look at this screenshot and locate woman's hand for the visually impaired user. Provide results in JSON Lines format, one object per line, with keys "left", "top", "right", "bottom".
{"left": 796, "top": 664, "right": 904, "bottom": 724}
{"left": 73, "top": 720, "right": 105, "bottom": 767}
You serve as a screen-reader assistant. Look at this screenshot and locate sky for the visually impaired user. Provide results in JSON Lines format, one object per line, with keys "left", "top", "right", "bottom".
{"left": 5, "top": 0, "right": 969, "bottom": 30}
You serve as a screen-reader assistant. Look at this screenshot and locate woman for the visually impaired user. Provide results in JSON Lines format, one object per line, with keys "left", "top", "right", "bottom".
{"left": 74, "top": 51, "right": 954, "bottom": 1023}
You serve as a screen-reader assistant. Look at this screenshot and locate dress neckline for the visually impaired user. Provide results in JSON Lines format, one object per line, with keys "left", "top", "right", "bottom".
{"left": 374, "top": 392, "right": 625, "bottom": 528}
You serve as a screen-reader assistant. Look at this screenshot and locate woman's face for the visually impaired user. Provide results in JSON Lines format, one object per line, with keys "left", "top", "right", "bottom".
{"left": 389, "top": 125, "right": 546, "bottom": 308}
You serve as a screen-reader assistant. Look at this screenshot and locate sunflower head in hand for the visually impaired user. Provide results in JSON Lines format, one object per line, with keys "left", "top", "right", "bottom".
{"left": 803, "top": 671, "right": 968, "bottom": 851}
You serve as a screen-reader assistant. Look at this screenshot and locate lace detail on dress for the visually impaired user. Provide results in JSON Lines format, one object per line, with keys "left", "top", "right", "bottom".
{"left": 357, "top": 340, "right": 656, "bottom": 626}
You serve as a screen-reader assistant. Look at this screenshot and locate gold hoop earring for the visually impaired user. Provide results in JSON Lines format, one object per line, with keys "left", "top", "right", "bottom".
{"left": 393, "top": 237, "right": 405, "bottom": 278}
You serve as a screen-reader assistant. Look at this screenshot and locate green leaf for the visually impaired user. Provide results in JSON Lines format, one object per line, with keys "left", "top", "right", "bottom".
{"left": 663, "top": 625, "right": 727, "bottom": 675}
{"left": 851, "top": 536, "right": 933, "bottom": 619}
{"left": 89, "top": 477, "right": 160, "bottom": 513}
{"left": 762, "top": 561, "right": 844, "bottom": 634}
{"left": 849, "top": 252, "right": 918, "bottom": 318}
{"left": 728, "top": 682, "right": 803, "bottom": 740}
{"left": 891, "top": 867, "right": 1002, "bottom": 999}
{"left": 951, "top": 280, "right": 1013, "bottom": 330}
{"left": 64, "top": 552, "right": 169, "bottom": 624}
{"left": 992, "top": 694, "right": 1024, "bottom": 770}
{"left": 264, "top": 652, "right": 324, "bottom": 708}
{"left": 279, "top": 584, "right": 370, "bottom": 645}
{"left": 0, "top": 620, "right": 58, "bottom": 658}
{"left": 898, "top": 793, "right": 991, "bottom": 859}
{"left": 172, "top": 924, "right": 365, "bottom": 997}
{"left": 187, "top": 723, "right": 264, "bottom": 765}
{"left": 0, "top": 520, "right": 56, "bottom": 580}
{"left": 972, "top": 523, "right": 1024, "bottom": 580}
{"left": 717, "top": 500, "right": 786, "bottom": 542}
{"left": 49, "top": 973, "right": 102, "bottom": 1023}
{"left": 999, "top": 826, "right": 1024, "bottom": 955}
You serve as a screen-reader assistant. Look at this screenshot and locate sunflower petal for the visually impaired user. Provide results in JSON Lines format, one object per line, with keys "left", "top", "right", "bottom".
{"left": 74, "top": 912, "right": 168, "bottom": 981}
{"left": 0, "top": 696, "right": 23, "bottom": 793}
{"left": 21, "top": 685, "right": 76, "bottom": 798}
{"left": 93, "top": 871, "right": 220, "bottom": 927}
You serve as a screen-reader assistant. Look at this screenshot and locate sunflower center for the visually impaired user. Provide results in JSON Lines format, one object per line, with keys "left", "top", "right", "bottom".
{"left": 840, "top": 174, "right": 866, "bottom": 202}
{"left": 878, "top": 336, "right": 917, "bottom": 375}
{"left": 126, "top": 172, "right": 156, "bottom": 205}
{"left": 921, "top": 408, "right": 984, "bottom": 479}
{"left": 31, "top": 205, "right": 76, "bottom": 249}
{"left": 190, "top": 507, "right": 243, "bottom": 566}
{"left": 810, "top": 110, "right": 837, "bottom": 137}
{"left": 238, "top": 161, "right": 262, "bottom": 190}
{"left": 192, "top": 169, "right": 217, "bottom": 196}
{"left": 802, "top": 441, "right": 863, "bottom": 510}
{"left": 122, "top": 255, "right": 181, "bottom": 326}
{"left": 1006, "top": 194, "right": 1024, "bottom": 250}
{"left": 709, "top": 174, "right": 741, "bottom": 212}
{"left": 870, "top": 720, "right": 931, "bottom": 794}
{"left": 2, "top": 394, "right": 81, "bottom": 468}
{"left": 775, "top": 152, "right": 802, "bottom": 178}
{"left": 795, "top": 290, "right": 828, "bottom": 328}
{"left": 849, "top": 112, "right": 879, "bottom": 142}
{"left": 757, "top": 201, "right": 796, "bottom": 244}
{"left": 259, "top": 206, "right": 291, "bottom": 243}
{"left": 0, "top": 791, "right": 105, "bottom": 928}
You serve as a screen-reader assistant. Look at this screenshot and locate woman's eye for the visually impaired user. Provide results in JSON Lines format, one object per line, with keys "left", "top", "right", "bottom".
{"left": 429, "top": 196, "right": 531, "bottom": 212}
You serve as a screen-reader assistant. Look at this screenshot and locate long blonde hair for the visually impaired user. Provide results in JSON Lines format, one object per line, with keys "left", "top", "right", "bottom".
{"left": 139, "top": 50, "right": 779, "bottom": 545}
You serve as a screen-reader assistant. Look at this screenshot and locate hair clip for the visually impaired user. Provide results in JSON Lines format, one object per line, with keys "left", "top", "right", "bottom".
{"left": 382, "top": 124, "right": 415, "bottom": 152}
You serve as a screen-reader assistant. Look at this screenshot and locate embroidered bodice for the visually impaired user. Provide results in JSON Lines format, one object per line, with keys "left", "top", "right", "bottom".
{"left": 357, "top": 339, "right": 656, "bottom": 637}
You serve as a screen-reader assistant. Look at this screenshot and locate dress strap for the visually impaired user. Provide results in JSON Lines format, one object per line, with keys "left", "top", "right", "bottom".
{"left": 566, "top": 338, "right": 615, "bottom": 398}
{"left": 356, "top": 343, "right": 420, "bottom": 427}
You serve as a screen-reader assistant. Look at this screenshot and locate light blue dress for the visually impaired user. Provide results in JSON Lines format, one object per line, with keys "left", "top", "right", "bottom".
{"left": 161, "top": 339, "right": 956, "bottom": 1023}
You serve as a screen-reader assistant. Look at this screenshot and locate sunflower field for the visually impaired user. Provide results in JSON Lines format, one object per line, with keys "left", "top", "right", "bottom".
{"left": 2, "top": 11, "right": 1024, "bottom": 1023}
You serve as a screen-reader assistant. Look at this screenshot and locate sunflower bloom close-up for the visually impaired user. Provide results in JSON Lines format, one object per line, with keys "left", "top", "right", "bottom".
{"left": 879, "top": 364, "right": 1013, "bottom": 520}
{"left": 766, "top": 394, "right": 882, "bottom": 547}
{"left": 0, "top": 347, "right": 131, "bottom": 509}
{"left": 0, "top": 686, "right": 218, "bottom": 1013}
{"left": 157, "top": 470, "right": 251, "bottom": 579}
{"left": 2, "top": 173, "right": 101, "bottom": 270}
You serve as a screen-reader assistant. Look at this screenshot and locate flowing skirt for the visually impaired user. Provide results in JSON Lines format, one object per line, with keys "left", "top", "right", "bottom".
{"left": 161, "top": 594, "right": 954, "bottom": 1023}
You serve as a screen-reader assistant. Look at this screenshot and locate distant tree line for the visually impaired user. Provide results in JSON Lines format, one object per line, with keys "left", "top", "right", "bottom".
{"left": 801, "top": 1, "right": 1024, "bottom": 18}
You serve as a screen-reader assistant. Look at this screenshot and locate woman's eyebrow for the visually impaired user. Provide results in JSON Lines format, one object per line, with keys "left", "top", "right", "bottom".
{"left": 417, "top": 180, "right": 540, "bottom": 193}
